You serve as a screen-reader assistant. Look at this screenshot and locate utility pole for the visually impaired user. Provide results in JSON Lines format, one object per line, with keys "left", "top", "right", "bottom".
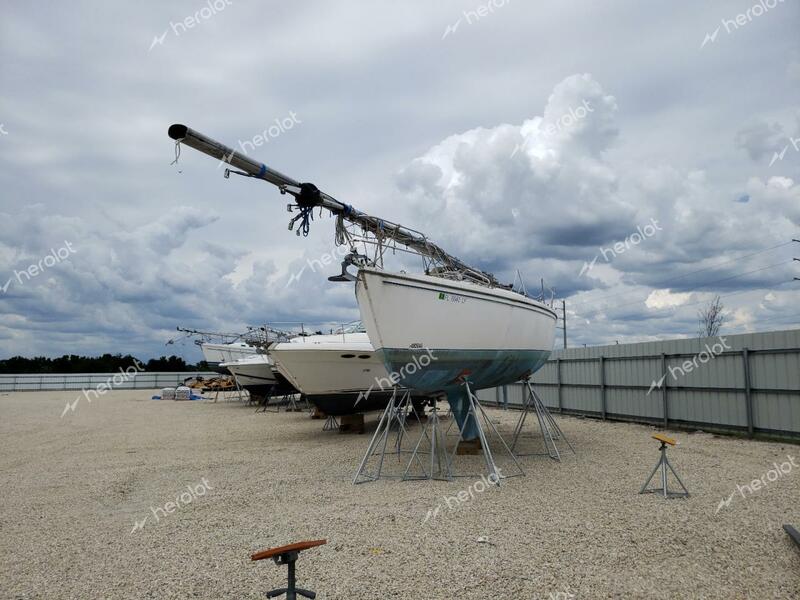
{"left": 794, "top": 239, "right": 799, "bottom": 280}
{"left": 555, "top": 299, "right": 567, "bottom": 349}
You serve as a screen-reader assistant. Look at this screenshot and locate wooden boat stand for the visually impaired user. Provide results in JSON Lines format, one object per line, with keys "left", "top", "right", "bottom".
{"left": 251, "top": 539, "right": 327, "bottom": 600}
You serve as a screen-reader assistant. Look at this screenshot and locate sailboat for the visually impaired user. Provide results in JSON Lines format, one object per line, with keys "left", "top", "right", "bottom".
{"left": 202, "top": 341, "right": 258, "bottom": 373}
{"left": 167, "top": 124, "right": 557, "bottom": 440}
{"left": 172, "top": 327, "right": 260, "bottom": 373}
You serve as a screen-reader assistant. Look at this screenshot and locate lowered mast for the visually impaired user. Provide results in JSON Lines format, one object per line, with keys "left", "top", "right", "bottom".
{"left": 167, "top": 124, "right": 500, "bottom": 286}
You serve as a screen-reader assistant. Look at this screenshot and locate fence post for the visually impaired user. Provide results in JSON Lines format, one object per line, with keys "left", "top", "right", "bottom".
{"left": 556, "top": 358, "right": 562, "bottom": 413}
{"left": 743, "top": 348, "right": 754, "bottom": 438}
{"left": 661, "top": 353, "right": 668, "bottom": 429}
{"left": 599, "top": 356, "right": 606, "bottom": 420}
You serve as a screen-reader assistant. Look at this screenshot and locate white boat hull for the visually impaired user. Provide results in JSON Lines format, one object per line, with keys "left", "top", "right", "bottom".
{"left": 270, "top": 334, "right": 387, "bottom": 395}
{"left": 202, "top": 342, "right": 258, "bottom": 372}
{"left": 270, "top": 333, "right": 395, "bottom": 414}
{"left": 221, "top": 355, "right": 277, "bottom": 388}
{"left": 355, "top": 268, "right": 558, "bottom": 438}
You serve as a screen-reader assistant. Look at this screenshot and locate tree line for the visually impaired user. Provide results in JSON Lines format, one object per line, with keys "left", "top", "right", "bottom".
{"left": 0, "top": 354, "right": 208, "bottom": 374}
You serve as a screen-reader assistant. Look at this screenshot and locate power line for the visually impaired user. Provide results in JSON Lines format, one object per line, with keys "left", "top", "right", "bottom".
{"left": 569, "top": 240, "right": 794, "bottom": 308}
{"left": 572, "top": 261, "right": 794, "bottom": 319}
{"left": 749, "top": 313, "right": 800, "bottom": 328}
{"left": 568, "top": 280, "right": 798, "bottom": 345}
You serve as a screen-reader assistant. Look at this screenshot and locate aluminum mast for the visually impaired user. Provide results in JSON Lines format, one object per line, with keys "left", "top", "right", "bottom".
{"left": 167, "top": 124, "right": 500, "bottom": 286}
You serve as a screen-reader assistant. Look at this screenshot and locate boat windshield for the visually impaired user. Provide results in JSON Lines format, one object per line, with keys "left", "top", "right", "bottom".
{"left": 334, "top": 321, "right": 365, "bottom": 334}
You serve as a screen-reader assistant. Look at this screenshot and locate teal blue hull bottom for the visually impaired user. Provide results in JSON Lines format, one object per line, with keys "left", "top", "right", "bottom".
{"left": 378, "top": 348, "right": 551, "bottom": 440}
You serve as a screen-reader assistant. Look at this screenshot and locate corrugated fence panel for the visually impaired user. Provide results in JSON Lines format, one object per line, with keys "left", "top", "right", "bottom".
{"left": 538, "top": 385, "right": 558, "bottom": 408}
{"left": 533, "top": 362, "right": 559, "bottom": 385}
{"left": 753, "top": 391, "right": 799, "bottom": 433}
{"left": 0, "top": 372, "right": 218, "bottom": 392}
{"left": 562, "top": 385, "right": 600, "bottom": 414}
{"left": 668, "top": 389, "right": 747, "bottom": 428}
{"left": 484, "top": 328, "right": 800, "bottom": 439}
{"left": 750, "top": 350, "right": 800, "bottom": 391}
{"left": 606, "top": 387, "right": 661, "bottom": 420}
{"left": 604, "top": 356, "right": 662, "bottom": 388}
{"left": 664, "top": 352, "right": 744, "bottom": 390}
{"left": 560, "top": 359, "right": 600, "bottom": 387}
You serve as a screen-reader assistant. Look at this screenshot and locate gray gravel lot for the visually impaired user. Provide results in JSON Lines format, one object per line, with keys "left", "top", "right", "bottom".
{"left": 1, "top": 391, "right": 798, "bottom": 599}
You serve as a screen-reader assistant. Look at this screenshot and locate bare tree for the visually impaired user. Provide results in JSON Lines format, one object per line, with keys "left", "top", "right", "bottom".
{"left": 697, "top": 295, "right": 725, "bottom": 338}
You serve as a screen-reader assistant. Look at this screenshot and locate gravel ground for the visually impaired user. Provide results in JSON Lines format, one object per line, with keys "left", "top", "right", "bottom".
{"left": 1, "top": 390, "right": 798, "bottom": 599}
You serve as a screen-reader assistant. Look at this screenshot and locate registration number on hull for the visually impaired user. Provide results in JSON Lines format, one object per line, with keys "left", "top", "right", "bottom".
{"left": 437, "top": 292, "right": 466, "bottom": 304}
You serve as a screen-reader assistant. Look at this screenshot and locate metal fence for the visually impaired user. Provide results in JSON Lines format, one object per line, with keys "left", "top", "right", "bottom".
{"left": 478, "top": 328, "right": 800, "bottom": 440}
{"left": 0, "top": 371, "right": 218, "bottom": 392}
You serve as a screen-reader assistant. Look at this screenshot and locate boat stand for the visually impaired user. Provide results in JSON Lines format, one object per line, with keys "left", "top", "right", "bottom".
{"left": 322, "top": 414, "right": 339, "bottom": 431}
{"left": 256, "top": 385, "right": 281, "bottom": 413}
{"left": 352, "top": 388, "right": 426, "bottom": 484}
{"left": 214, "top": 378, "right": 248, "bottom": 403}
{"left": 784, "top": 525, "right": 800, "bottom": 550}
{"left": 251, "top": 539, "right": 327, "bottom": 600}
{"left": 237, "top": 380, "right": 249, "bottom": 403}
{"left": 285, "top": 394, "right": 303, "bottom": 412}
{"left": 448, "top": 380, "right": 524, "bottom": 485}
{"left": 402, "top": 397, "right": 453, "bottom": 481}
{"left": 640, "top": 434, "right": 689, "bottom": 499}
{"left": 511, "top": 379, "right": 575, "bottom": 460}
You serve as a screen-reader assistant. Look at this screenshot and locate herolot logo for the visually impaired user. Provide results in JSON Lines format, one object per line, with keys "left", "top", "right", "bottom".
{"left": 130, "top": 478, "right": 214, "bottom": 533}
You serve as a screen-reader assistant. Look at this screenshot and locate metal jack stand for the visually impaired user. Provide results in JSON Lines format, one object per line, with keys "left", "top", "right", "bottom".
{"left": 227, "top": 378, "right": 246, "bottom": 403}
{"left": 403, "top": 398, "right": 453, "bottom": 481}
{"left": 256, "top": 385, "right": 280, "bottom": 413}
{"left": 784, "top": 525, "right": 800, "bottom": 550}
{"left": 449, "top": 380, "right": 524, "bottom": 485}
{"left": 640, "top": 434, "right": 689, "bottom": 499}
{"left": 251, "top": 539, "right": 326, "bottom": 600}
{"left": 285, "top": 394, "right": 303, "bottom": 412}
{"left": 352, "top": 388, "right": 426, "bottom": 484}
{"left": 322, "top": 414, "right": 339, "bottom": 431}
{"left": 511, "top": 380, "right": 575, "bottom": 460}
{"left": 214, "top": 378, "right": 246, "bottom": 403}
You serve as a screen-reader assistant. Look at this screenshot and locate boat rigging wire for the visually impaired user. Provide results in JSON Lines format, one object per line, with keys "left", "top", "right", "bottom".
{"left": 167, "top": 124, "right": 504, "bottom": 289}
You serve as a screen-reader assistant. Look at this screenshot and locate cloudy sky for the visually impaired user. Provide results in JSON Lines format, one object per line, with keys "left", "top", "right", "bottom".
{"left": 1, "top": 0, "right": 798, "bottom": 362}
